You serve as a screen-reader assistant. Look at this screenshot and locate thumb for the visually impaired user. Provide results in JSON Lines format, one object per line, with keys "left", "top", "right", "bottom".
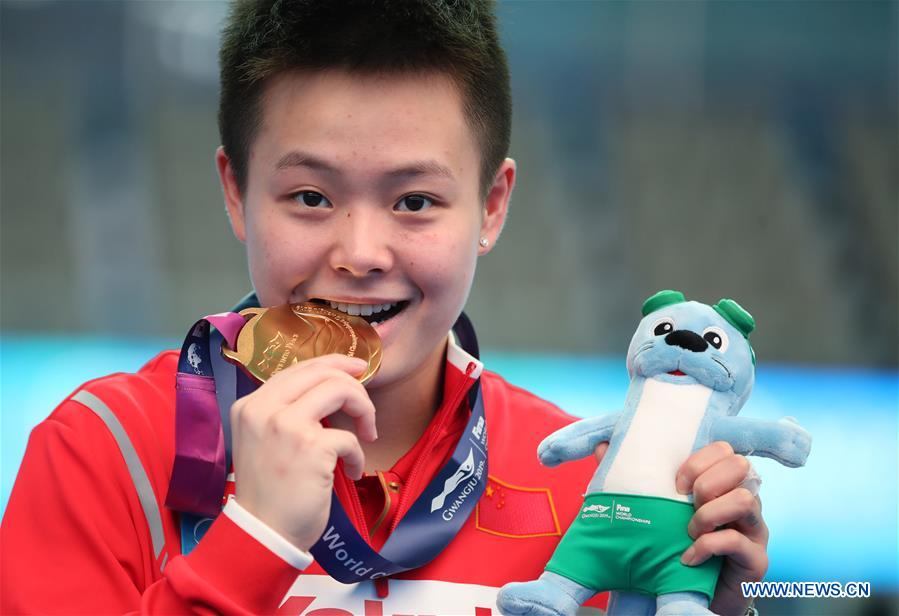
{"left": 593, "top": 441, "right": 610, "bottom": 464}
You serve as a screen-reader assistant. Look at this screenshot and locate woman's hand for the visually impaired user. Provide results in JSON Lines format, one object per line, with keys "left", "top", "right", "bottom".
{"left": 677, "top": 441, "right": 768, "bottom": 616}
{"left": 230, "top": 354, "right": 377, "bottom": 551}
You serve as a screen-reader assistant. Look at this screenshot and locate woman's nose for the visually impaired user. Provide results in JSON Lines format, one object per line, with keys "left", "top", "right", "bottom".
{"left": 328, "top": 208, "right": 394, "bottom": 277}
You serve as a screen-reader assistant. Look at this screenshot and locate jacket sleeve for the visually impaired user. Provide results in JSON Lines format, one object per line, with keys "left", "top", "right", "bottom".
{"left": 1, "top": 396, "right": 305, "bottom": 614}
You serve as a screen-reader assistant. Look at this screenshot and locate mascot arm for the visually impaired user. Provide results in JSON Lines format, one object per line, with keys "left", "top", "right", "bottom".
{"left": 537, "top": 412, "right": 622, "bottom": 467}
{"left": 709, "top": 416, "right": 812, "bottom": 468}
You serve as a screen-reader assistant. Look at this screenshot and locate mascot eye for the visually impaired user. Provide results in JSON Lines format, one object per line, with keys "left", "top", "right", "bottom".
{"left": 652, "top": 318, "right": 675, "bottom": 336}
{"left": 702, "top": 326, "right": 729, "bottom": 352}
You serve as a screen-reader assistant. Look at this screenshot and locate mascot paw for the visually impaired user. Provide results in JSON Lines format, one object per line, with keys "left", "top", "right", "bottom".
{"left": 655, "top": 600, "right": 714, "bottom": 616}
{"left": 536, "top": 440, "right": 564, "bottom": 467}
{"left": 778, "top": 417, "right": 812, "bottom": 465}
{"left": 497, "top": 580, "right": 579, "bottom": 616}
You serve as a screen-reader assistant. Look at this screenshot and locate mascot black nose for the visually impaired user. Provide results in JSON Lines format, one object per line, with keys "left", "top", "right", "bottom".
{"left": 665, "top": 330, "right": 708, "bottom": 352}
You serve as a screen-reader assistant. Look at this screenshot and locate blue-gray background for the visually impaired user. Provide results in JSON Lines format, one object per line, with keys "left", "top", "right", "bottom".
{"left": 1, "top": 1, "right": 896, "bottom": 613}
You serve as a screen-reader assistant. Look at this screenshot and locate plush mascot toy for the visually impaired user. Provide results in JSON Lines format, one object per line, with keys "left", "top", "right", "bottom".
{"left": 497, "top": 290, "right": 811, "bottom": 616}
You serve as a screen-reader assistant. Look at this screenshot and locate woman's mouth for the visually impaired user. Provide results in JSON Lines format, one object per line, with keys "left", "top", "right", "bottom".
{"left": 308, "top": 298, "right": 410, "bottom": 326}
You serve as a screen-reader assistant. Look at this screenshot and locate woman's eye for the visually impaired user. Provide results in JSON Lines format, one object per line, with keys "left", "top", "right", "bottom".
{"left": 395, "top": 194, "right": 433, "bottom": 212}
{"left": 293, "top": 191, "right": 332, "bottom": 208}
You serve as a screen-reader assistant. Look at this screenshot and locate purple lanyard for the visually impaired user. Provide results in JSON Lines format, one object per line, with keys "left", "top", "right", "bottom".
{"left": 166, "top": 312, "right": 245, "bottom": 516}
{"left": 168, "top": 295, "right": 488, "bottom": 582}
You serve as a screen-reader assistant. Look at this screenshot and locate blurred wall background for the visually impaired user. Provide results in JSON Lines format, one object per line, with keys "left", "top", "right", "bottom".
{"left": 1, "top": 0, "right": 896, "bottom": 366}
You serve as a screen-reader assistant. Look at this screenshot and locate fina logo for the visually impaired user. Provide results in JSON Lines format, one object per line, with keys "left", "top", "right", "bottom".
{"left": 430, "top": 449, "right": 476, "bottom": 513}
{"left": 471, "top": 416, "right": 485, "bottom": 440}
{"left": 187, "top": 343, "right": 203, "bottom": 374}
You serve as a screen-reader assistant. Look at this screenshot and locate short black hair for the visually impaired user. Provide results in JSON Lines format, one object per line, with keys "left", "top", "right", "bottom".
{"left": 219, "top": 0, "right": 511, "bottom": 197}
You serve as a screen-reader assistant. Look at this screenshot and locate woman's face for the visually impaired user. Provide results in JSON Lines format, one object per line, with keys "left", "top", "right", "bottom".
{"left": 218, "top": 70, "right": 513, "bottom": 389}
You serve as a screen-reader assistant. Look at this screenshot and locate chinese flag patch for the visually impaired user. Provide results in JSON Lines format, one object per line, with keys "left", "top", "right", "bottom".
{"left": 476, "top": 475, "right": 560, "bottom": 538}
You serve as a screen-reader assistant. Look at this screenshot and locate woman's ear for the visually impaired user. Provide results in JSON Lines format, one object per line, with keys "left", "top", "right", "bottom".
{"left": 479, "top": 158, "right": 516, "bottom": 255}
{"left": 216, "top": 146, "right": 247, "bottom": 243}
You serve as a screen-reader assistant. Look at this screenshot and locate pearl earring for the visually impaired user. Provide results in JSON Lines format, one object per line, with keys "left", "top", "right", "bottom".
{"left": 479, "top": 238, "right": 489, "bottom": 248}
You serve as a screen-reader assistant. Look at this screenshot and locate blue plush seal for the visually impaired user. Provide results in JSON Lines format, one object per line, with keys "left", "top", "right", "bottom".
{"left": 497, "top": 290, "right": 811, "bottom": 616}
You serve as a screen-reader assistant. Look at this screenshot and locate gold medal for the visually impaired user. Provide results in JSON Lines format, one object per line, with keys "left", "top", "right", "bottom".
{"left": 221, "top": 302, "right": 382, "bottom": 384}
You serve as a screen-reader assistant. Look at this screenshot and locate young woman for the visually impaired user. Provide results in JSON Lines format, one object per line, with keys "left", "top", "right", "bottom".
{"left": 1, "top": 2, "right": 768, "bottom": 614}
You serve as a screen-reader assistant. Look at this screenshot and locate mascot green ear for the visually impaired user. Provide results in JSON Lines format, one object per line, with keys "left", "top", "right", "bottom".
{"left": 714, "top": 298, "right": 756, "bottom": 365}
{"left": 642, "top": 290, "right": 686, "bottom": 316}
{"left": 713, "top": 299, "right": 755, "bottom": 338}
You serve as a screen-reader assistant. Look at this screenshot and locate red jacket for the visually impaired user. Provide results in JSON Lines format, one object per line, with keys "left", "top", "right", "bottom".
{"left": 1, "top": 338, "right": 605, "bottom": 615}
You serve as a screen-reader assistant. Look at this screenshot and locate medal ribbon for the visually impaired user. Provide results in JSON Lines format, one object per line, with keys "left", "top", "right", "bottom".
{"left": 170, "top": 295, "right": 488, "bottom": 584}
{"left": 166, "top": 312, "right": 245, "bottom": 517}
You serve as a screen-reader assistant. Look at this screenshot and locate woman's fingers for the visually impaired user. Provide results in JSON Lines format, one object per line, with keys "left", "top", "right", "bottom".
{"left": 276, "top": 375, "right": 377, "bottom": 442}
{"left": 676, "top": 441, "right": 735, "bottom": 494}
{"left": 682, "top": 528, "right": 768, "bottom": 583}
{"left": 691, "top": 454, "right": 752, "bottom": 509}
{"left": 688, "top": 487, "right": 769, "bottom": 545}
{"left": 593, "top": 441, "right": 609, "bottom": 463}
{"left": 320, "top": 427, "right": 366, "bottom": 480}
{"left": 233, "top": 365, "right": 349, "bottom": 428}
{"left": 259, "top": 354, "right": 368, "bottom": 406}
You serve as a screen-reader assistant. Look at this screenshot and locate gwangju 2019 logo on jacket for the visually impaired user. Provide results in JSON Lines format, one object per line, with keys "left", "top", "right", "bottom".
{"left": 428, "top": 404, "right": 488, "bottom": 518}
{"left": 430, "top": 448, "right": 486, "bottom": 520}
{"left": 475, "top": 476, "right": 561, "bottom": 538}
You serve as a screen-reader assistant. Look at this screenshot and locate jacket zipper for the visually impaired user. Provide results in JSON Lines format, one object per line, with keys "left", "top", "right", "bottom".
{"left": 336, "top": 463, "right": 371, "bottom": 541}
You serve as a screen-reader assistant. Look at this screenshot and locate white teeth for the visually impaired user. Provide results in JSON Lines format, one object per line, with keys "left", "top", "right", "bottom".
{"left": 371, "top": 320, "right": 381, "bottom": 326}
{"left": 322, "top": 300, "right": 400, "bottom": 317}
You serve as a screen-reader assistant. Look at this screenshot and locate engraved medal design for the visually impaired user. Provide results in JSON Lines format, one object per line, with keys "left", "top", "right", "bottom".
{"left": 221, "top": 302, "right": 382, "bottom": 384}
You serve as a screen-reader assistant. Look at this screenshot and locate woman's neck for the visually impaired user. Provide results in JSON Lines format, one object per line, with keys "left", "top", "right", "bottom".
{"left": 331, "top": 339, "right": 448, "bottom": 473}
